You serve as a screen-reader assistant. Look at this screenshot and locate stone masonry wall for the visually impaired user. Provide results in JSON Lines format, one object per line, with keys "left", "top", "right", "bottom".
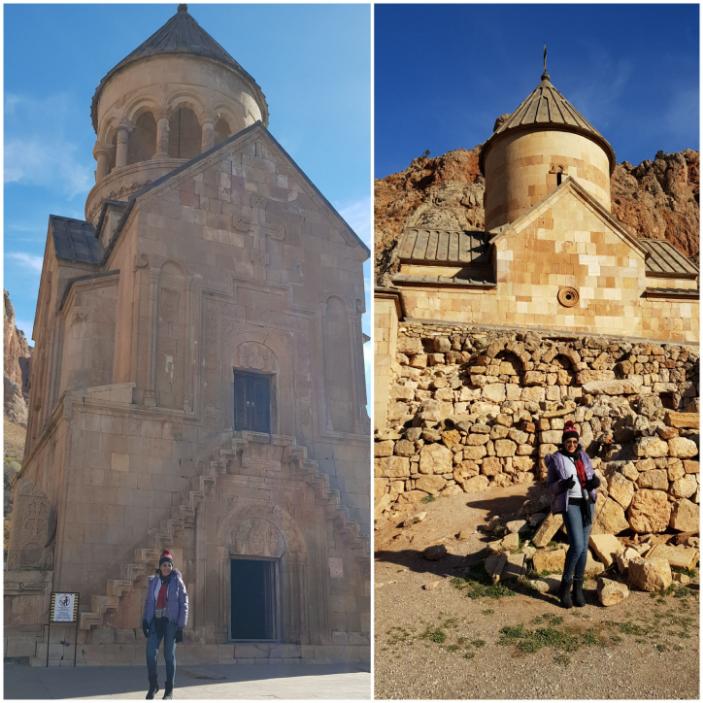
{"left": 375, "top": 322, "right": 699, "bottom": 536}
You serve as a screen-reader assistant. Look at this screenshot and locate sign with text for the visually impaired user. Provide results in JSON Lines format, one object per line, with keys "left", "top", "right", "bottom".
{"left": 50, "top": 592, "right": 79, "bottom": 623}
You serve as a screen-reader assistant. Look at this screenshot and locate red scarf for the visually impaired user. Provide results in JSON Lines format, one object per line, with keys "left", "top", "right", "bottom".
{"left": 575, "top": 454, "right": 587, "bottom": 489}
{"left": 156, "top": 578, "right": 169, "bottom": 609}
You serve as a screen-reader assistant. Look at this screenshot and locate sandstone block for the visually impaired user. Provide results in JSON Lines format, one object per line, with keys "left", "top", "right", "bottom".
{"left": 376, "top": 456, "right": 410, "bottom": 479}
{"left": 485, "top": 552, "right": 508, "bottom": 582}
{"left": 615, "top": 547, "right": 641, "bottom": 576}
{"left": 540, "top": 430, "right": 564, "bottom": 445}
{"left": 394, "top": 439, "right": 416, "bottom": 457}
{"left": 441, "top": 430, "right": 462, "bottom": 448}
{"left": 401, "top": 511, "right": 427, "bottom": 527}
{"left": 608, "top": 472, "right": 635, "bottom": 510}
{"left": 508, "top": 429, "right": 529, "bottom": 445}
{"left": 636, "top": 437, "right": 668, "bottom": 458}
{"left": 495, "top": 439, "right": 517, "bottom": 457}
{"left": 683, "top": 460, "right": 699, "bottom": 474}
{"left": 582, "top": 380, "right": 640, "bottom": 395}
{"left": 665, "top": 411, "right": 699, "bottom": 429}
{"left": 667, "top": 460, "right": 685, "bottom": 482}
{"left": 490, "top": 425, "right": 510, "bottom": 439}
{"left": 627, "top": 490, "right": 671, "bottom": 533}
{"left": 397, "top": 490, "right": 432, "bottom": 504}
{"left": 524, "top": 371, "right": 546, "bottom": 385}
{"left": 627, "top": 557, "right": 672, "bottom": 592}
{"left": 419, "top": 444, "right": 452, "bottom": 475}
{"left": 671, "top": 475, "right": 698, "bottom": 499}
{"left": 637, "top": 469, "right": 668, "bottom": 490}
{"left": 506, "top": 519, "right": 528, "bottom": 534}
{"left": 375, "top": 441, "right": 394, "bottom": 457}
{"left": 657, "top": 426, "right": 679, "bottom": 441}
{"left": 531, "top": 513, "right": 563, "bottom": 547}
{"left": 589, "top": 534, "right": 624, "bottom": 567}
{"left": 463, "top": 445, "right": 488, "bottom": 461}
{"left": 415, "top": 475, "right": 447, "bottom": 495}
{"left": 668, "top": 437, "right": 698, "bottom": 459}
{"left": 483, "top": 384, "right": 506, "bottom": 403}
{"left": 621, "top": 462, "right": 639, "bottom": 481}
{"left": 597, "top": 578, "right": 630, "bottom": 607}
{"left": 522, "top": 387, "right": 546, "bottom": 403}
{"left": 646, "top": 543, "right": 699, "bottom": 570}
{"left": 532, "top": 546, "right": 567, "bottom": 574}
{"left": 466, "top": 433, "right": 491, "bottom": 446}
{"left": 593, "top": 496, "right": 629, "bottom": 535}
{"left": 501, "top": 532, "right": 520, "bottom": 551}
{"left": 409, "top": 354, "right": 428, "bottom": 369}
{"left": 585, "top": 552, "right": 606, "bottom": 577}
{"left": 398, "top": 337, "right": 423, "bottom": 355}
{"left": 512, "top": 457, "right": 534, "bottom": 472}
{"left": 670, "top": 498, "right": 699, "bottom": 533}
{"left": 459, "top": 475, "right": 490, "bottom": 493}
{"left": 481, "top": 457, "right": 501, "bottom": 477}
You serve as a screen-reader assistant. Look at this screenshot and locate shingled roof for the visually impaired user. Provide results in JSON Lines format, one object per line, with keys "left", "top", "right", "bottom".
{"left": 49, "top": 216, "right": 103, "bottom": 265}
{"left": 480, "top": 69, "right": 616, "bottom": 174}
{"left": 91, "top": 4, "right": 268, "bottom": 130}
{"left": 639, "top": 238, "right": 699, "bottom": 278}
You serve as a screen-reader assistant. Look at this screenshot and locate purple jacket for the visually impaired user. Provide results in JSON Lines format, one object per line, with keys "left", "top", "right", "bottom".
{"left": 143, "top": 568, "right": 188, "bottom": 629}
{"left": 546, "top": 448, "right": 597, "bottom": 514}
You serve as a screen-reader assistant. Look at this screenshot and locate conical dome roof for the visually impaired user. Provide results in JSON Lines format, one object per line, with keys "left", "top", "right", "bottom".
{"left": 480, "top": 69, "right": 615, "bottom": 174}
{"left": 91, "top": 4, "right": 267, "bottom": 130}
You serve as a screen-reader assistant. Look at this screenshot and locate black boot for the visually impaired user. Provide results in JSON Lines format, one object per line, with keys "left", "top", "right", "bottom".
{"left": 572, "top": 578, "right": 586, "bottom": 607}
{"left": 558, "top": 576, "right": 573, "bottom": 609}
{"left": 146, "top": 680, "right": 159, "bottom": 700}
{"left": 163, "top": 683, "right": 173, "bottom": 700}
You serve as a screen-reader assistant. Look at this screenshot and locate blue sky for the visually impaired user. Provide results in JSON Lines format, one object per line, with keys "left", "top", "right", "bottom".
{"left": 375, "top": 3, "right": 699, "bottom": 177}
{"left": 4, "top": 3, "right": 371, "bottom": 381}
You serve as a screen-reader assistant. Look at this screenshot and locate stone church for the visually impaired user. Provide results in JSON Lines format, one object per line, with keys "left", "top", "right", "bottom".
{"left": 375, "top": 63, "right": 698, "bottom": 515}
{"left": 6, "top": 5, "right": 370, "bottom": 665}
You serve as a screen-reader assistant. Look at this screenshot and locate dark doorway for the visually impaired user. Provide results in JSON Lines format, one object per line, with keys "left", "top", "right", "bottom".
{"left": 234, "top": 370, "right": 272, "bottom": 432}
{"left": 230, "top": 558, "right": 277, "bottom": 640}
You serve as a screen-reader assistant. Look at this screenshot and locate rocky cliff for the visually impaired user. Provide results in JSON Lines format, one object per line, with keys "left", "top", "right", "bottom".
{"left": 4, "top": 290, "right": 31, "bottom": 426}
{"left": 375, "top": 147, "right": 699, "bottom": 281}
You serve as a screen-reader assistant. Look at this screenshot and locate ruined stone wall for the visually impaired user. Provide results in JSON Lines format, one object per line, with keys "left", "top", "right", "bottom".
{"left": 375, "top": 322, "right": 699, "bottom": 535}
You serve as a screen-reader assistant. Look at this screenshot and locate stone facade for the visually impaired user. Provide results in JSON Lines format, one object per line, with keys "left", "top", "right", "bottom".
{"left": 6, "top": 6, "right": 369, "bottom": 666}
{"left": 374, "top": 321, "right": 699, "bottom": 533}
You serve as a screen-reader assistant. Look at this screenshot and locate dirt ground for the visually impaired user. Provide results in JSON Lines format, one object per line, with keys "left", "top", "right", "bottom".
{"left": 374, "top": 484, "right": 700, "bottom": 700}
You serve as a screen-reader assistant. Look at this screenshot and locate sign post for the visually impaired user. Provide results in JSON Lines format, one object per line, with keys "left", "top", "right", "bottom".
{"left": 48, "top": 592, "right": 80, "bottom": 667}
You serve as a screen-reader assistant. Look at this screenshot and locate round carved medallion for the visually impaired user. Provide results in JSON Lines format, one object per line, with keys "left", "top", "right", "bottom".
{"left": 557, "top": 286, "right": 579, "bottom": 308}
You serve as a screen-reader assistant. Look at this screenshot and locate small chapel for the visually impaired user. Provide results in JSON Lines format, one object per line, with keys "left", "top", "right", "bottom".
{"left": 6, "top": 5, "right": 370, "bottom": 665}
{"left": 380, "top": 62, "right": 699, "bottom": 345}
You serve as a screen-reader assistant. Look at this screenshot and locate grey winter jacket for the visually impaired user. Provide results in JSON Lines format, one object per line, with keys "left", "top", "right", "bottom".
{"left": 143, "top": 568, "right": 188, "bottom": 629}
{"left": 546, "top": 448, "right": 597, "bottom": 514}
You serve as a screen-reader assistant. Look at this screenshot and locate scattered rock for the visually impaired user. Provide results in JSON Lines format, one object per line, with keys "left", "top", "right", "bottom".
{"left": 670, "top": 498, "right": 699, "bottom": 533}
{"left": 531, "top": 513, "right": 564, "bottom": 547}
{"left": 402, "top": 511, "right": 427, "bottom": 528}
{"left": 627, "top": 556, "right": 672, "bottom": 592}
{"left": 646, "top": 543, "right": 699, "bottom": 570}
{"left": 423, "top": 544, "right": 448, "bottom": 561}
{"left": 597, "top": 577, "right": 630, "bottom": 606}
{"left": 500, "top": 532, "right": 520, "bottom": 551}
{"left": 532, "top": 546, "right": 567, "bottom": 574}
{"left": 589, "top": 534, "right": 625, "bottom": 568}
{"left": 593, "top": 496, "right": 630, "bottom": 535}
{"left": 505, "top": 519, "right": 528, "bottom": 534}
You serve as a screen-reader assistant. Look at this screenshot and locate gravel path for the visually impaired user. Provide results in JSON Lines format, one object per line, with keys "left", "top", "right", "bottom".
{"left": 374, "top": 486, "right": 699, "bottom": 699}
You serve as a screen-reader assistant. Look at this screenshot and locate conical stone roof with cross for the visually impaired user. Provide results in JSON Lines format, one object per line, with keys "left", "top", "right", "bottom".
{"left": 90, "top": 4, "right": 268, "bottom": 130}
{"left": 479, "top": 66, "right": 616, "bottom": 175}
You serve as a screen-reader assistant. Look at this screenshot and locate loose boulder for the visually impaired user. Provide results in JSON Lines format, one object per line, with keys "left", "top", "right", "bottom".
{"left": 597, "top": 577, "right": 630, "bottom": 606}
{"left": 627, "top": 557, "right": 672, "bottom": 592}
{"left": 627, "top": 490, "right": 671, "bottom": 534}
{"left": 531, "top": 513, "right": 564, "bottom": 547}
{"left": 589, "top": 534, "right": 625, "bottom": 568}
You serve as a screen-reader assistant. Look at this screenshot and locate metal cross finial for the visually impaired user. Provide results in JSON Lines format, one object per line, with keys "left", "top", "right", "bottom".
{"left": 541, "top": 44, "right": 550, "bottom": 81}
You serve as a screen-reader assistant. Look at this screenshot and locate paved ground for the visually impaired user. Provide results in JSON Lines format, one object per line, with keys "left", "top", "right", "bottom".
{"left": 4, "top": 662, "right": 371, "bottom": 700}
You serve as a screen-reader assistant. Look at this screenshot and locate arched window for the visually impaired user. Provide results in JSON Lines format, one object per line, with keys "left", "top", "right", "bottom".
{"left": 214, "top": 117, "right": 231, "bottom": 145}
{"left": 168, "top": 107, "right": 202, "bottom": 158}
{"left": 126, "top": 112, "right": 156, "bottom": 164}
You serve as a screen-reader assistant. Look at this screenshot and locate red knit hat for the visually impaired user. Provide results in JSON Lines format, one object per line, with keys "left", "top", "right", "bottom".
{"left": 159, "top": 550, "right": 174, "bottom": 567}
{"left": 562, "top": 420, "right": 580, "bottom": 444}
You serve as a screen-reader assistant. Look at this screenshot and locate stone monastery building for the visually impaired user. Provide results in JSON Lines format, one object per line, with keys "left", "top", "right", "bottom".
{"left": 379, "top": 64, "right": 699, "bottom": 351}
{"left": 7, "top": 5, "right": 370, "bottom": 665}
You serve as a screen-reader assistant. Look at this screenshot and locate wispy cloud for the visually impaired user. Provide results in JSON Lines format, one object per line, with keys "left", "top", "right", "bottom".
{"left": 7, "top": 252, "right": 44, "bottom": 273}
{"left": 664, "top": 87, "right": 699, "bottom": 143}
{"left": 5, "top": 137, "right": 93, "bottom": 199}
{"left": 5, "top": 92, "right": 92, "bottom": 199}
{"left": 338, "top": 196, "right": 371, "bottom": 246}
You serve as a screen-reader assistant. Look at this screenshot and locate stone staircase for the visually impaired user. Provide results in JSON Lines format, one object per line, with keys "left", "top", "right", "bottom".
{"left": 79, "top": 431, "right": 368, "bottom": 632}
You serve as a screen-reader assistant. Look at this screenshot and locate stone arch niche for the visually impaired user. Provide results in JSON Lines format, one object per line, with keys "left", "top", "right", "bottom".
{"left": 495, "top": 350, "right": 525, "bottom": 385}
{"left": 323, "top": 296, "right": 355, "bottom": 433}
{"left": 155, "top": 262, "right": 187, "bottom": 409}
{"left": 214, "top": 116, "right": 231, "bottom": 145}
{"left": 126, "top": 111, "right": 157, "bottom": 164}
{"left": 168, "top": 106, "right": 202, "bottom": 159}
{"left": 203, "top": 502, "right": 311, "bottom": 645}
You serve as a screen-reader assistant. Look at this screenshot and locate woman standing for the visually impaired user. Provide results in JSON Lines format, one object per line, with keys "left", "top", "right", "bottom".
{"left": 142, "top": 550, "right": 189, "bottom": 699}
{"left": 546, "top": 421, "right": 601, "bottom": 608}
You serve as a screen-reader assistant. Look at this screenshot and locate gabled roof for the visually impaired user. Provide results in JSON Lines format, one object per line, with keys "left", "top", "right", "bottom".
{"left": 639, "top": 238, "right": 699, "bottom": 277}
{"left": 108, "top": 122, "right": 370, "bottom": 259}
{"left": 49, "top": 216, "right": 103, "bottom": 265}
{"left": 91, "top": 4, "right": 268, "bottom": 130}
{"left": 490, "top": 176, "right": 646, "bottom": 261}
{"left": 480, "top": 70, "right": 616, "bottom": 174}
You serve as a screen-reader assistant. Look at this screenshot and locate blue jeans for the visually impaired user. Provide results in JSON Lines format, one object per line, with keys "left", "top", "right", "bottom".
{"left": 146, "top": 619, "right": 177, "bottom": 688}
{"left": 563, "top": 501, "right": 595, "bottom": 581}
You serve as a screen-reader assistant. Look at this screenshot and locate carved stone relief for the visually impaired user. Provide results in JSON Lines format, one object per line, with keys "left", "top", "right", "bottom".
{"left": 7, "top": 480, "right": 54, "bottom": 570}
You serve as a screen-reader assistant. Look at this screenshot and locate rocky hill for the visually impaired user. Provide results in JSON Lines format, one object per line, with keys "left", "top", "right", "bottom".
{"left": 375, "top": 147, "right": 700, "bottom": 281}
